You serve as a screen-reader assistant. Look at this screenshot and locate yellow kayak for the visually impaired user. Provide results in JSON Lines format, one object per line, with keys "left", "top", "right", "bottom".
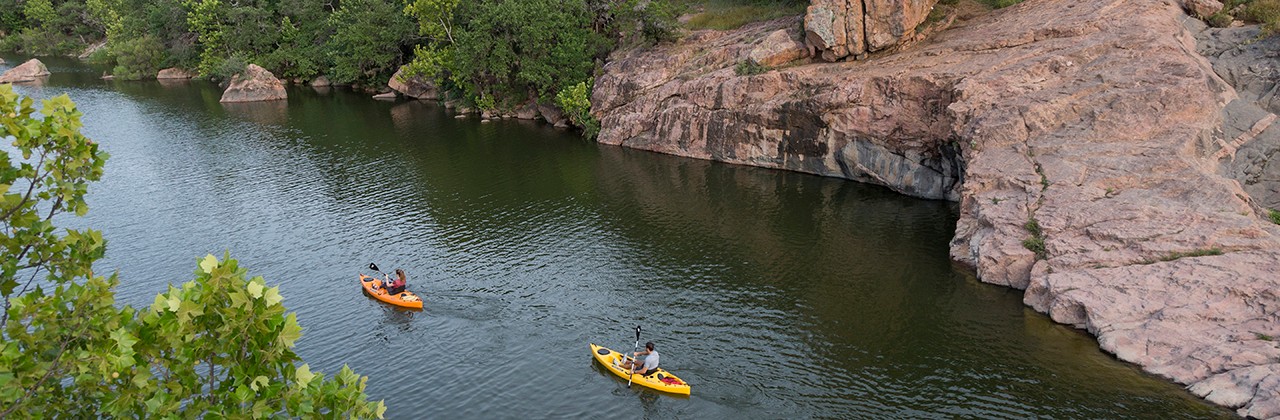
{"left": 590, "top": 343, "right": 690, "bottom": 395}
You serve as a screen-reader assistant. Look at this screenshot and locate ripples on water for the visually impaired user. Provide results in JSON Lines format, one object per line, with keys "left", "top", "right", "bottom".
{"left": 0, "top": 56, "right": 1231, "bottom": 418}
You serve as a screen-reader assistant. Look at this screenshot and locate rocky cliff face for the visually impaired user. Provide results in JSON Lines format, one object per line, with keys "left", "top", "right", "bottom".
{"left": 593, "top": 0, "right": 1280, "bottom": 417}
{"left": 596, "top": 16, "right": 962, "bottom": 200}
{"left": 1194, "top": 21, "right": 1280, "bottom": 211}
{"left": 804, "top": 0, "right": 937, "bottom": 61}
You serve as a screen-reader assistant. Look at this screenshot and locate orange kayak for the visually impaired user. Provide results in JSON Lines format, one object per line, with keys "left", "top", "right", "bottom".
{"left": 358, "top": 274, "right": 423, "bottom": 309}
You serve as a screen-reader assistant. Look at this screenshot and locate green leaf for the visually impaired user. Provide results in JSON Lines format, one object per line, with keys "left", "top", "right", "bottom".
{"left": 264, "top": 286, "right": 282, "bottom": 307}
{"left": 250, "top": 375, "right": 268, "bottom": 391}
{"left": 295, "top": 364, "right": 315, "bottom": 388}
{"left": 110, "top": 327, "right": 138, "bottom": 350}
{"left": 176, "top": 299, "right": 204, "bottom": 323}
{"left": 199, "top": 254, "right": 218, "bottom": 274}
{"left": 150, "top": 293, "right": 167, "bottom": 313}
{"left": 228, "top": 290, "right": 249, "bottom": 309}
{"left": 278, "top": 313, "right": 302, "bottom": 348}
{"left": 245, "top": 279, "right": 263, "bottom": 298}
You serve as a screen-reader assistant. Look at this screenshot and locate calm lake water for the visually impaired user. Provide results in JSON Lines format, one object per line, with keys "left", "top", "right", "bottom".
{"left": 2, "top": 56, "right": 1230, "bottom": 418}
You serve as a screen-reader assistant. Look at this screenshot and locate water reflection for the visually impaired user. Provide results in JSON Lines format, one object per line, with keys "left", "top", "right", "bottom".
{"left": 222, "top": 99, "right": 289, "bottom": 126}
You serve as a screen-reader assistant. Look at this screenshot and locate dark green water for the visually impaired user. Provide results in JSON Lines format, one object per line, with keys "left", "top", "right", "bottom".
{"left": 2, "top": 56, "right": 1231, "bottom": 418}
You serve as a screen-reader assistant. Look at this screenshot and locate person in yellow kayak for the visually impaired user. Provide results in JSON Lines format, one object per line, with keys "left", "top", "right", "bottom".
{"left": 383, "top": 268, "right": 407, "bottom": 295}
{"left": 621, "top": 342, "right": 660, "bottom": 375}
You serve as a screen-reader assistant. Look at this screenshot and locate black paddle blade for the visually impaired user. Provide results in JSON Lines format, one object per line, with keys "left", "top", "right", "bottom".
{"left": 369, "top": 263, "right": 379, "bottom": 271}
{"left": 635, "top": 325, "right": 641, "bottom": 340}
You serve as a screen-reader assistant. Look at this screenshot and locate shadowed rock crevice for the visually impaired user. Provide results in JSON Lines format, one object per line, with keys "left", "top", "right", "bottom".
{"left": 1192, "top": 19, "right": 1280, "bottom": 212}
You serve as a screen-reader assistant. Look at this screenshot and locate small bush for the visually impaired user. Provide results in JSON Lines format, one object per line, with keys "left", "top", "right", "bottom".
{"left": 475, "top": 94, "right": 496, "bottom": 112}
{"left": 735, "top": 60, "right": 769, "bottom": 76}
{"left": 925, "top": 7, "right": 947, "bottom": 24}
{"left": 1256, "top": 332, "right": 1275, "bottom": 341}
{"left": 1207, "top": 12, "right": 1235, "bottom": 28}
{"left": 108, "top": 36, "right": 166, "bottom": 80}
{"left": 1245, "top": 0, "right": 1280, "bottom": 23}
{"left": 1268, "top": 208, "right": 1280, "bottom": 225}
{"left": 210, "top": 53, "right": 249, "bottom": 82}
{"left": 556, "top": 81, "right": 600, "bottom": 139}
{"left": 638, "top": 0, "right": 682, "bottom": 43}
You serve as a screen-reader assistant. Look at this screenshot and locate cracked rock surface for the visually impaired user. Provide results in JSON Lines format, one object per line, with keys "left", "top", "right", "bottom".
{"left": 593, "top": 0, "right": 1280, "bottom": 416}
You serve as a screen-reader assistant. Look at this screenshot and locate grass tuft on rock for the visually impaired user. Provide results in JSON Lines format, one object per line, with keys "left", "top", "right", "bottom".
{"left": 1139, "top": 248, "right": 1224, "bottom": 265}
{"left": 978, "top": 0, "right": 1025, "bottom": 8}
{"left": 1268, "top": 208, "right": 1280, "bottom": 225}
{"left": 1022, "top": 217, "right": 1047, "bottom": 260}
{"left": 735, "top": 60, "right": 770, "bottom": 76}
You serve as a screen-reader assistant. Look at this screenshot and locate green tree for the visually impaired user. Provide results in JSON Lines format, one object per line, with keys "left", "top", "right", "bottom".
{"left": 106, "top": 35, "right": 166, "bottom": 80}
{"left": 22, "top": 0, "right": 57, "bottom": 29}
{"left": 184, "top": 0, "right": 230, "bottom": 76}
{"left": 0, "top": 85, "right": 386, "bottom": 417}
{"left": 448, "top": 0, "right": 601, "bottom": 103}
{"left": 326, "top": 0, "right": 415, "bottom": 85}
{"left": 404, "top": 0, "right": 459, "bottom": 44}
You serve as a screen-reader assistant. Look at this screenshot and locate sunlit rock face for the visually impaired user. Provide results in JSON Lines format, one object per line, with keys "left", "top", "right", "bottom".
{"left": 220, "top": 64, "right": 287, "bottom": 103}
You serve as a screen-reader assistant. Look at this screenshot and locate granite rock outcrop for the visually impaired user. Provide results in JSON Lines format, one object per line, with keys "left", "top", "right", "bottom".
{"left": 219, "top": 64, "right": 286, "bottom": 103}
{"left": 594, "top": 0, "right": 1280, "bottom": 416}
{"left": 0, "top": 59, "right": 50, "bottom": 84}
{"left": 157, "top": 68, "right": 195, "bottom": 80}
{"left": 804, "top": 0, "right": 937, "bottom": 61}
{"left": 388, "top": 67, "right": 438, "bottom": 100}
{"left": 1194, "top": 21, "right": 1280, "bottom": 215}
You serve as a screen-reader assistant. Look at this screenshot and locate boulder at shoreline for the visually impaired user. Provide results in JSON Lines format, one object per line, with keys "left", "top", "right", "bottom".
{"left": 0, "top": 59, "right": 51, "bottom": 84}
{"left": 387, "top": 67, "right": 437, "bottom": 100}
{"left": 157, "top": 68, "right": 195, "bottom": 79}
{"left": 219, "top": 64, "right": 286, "bottom": 103}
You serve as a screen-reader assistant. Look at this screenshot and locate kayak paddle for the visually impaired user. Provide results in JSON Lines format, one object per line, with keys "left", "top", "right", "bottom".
{"left": 626, "top": 325, "right": 641, "bottom": 388}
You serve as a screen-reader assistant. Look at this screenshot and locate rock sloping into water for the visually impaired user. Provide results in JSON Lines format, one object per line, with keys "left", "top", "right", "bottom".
{"left": 219, "top": 64, "right": 286, "bottom": 103}
{"left": 592, "top": 0, "right": 1280, "bottom": 416}
{"left": 0, "top": 59, "right": 51, "bottom": 84}
{"left": 388, "top": 67, "right": 437, "bottom": 100}
{"left": 157, "top": 67, "right": 195, "bottom": 80}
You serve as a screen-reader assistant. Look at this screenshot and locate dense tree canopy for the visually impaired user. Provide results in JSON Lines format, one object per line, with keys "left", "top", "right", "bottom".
{"left": 0, "top": 0, "right": 680, "bottom": 135}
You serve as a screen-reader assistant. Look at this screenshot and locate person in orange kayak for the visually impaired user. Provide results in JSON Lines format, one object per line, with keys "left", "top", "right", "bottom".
{"left": 384, "top": 268, "right": 407, "bottom": 294}
{"left": 621, "top": 342, "right": 660, "bottom": 375}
